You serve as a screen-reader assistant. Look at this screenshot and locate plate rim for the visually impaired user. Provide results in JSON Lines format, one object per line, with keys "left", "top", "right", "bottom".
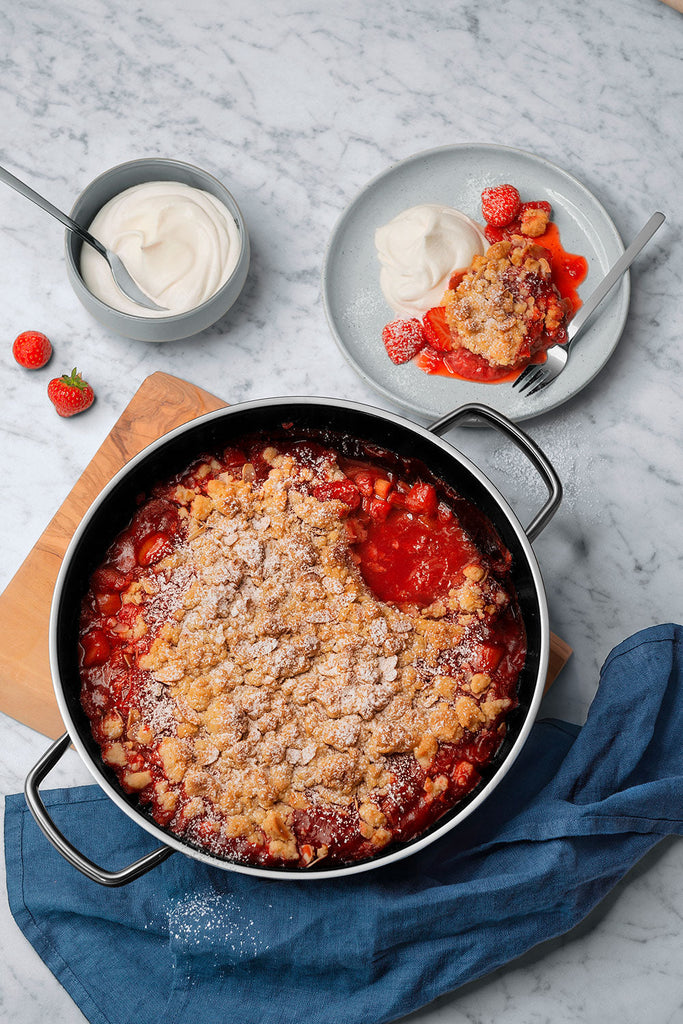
{"left": 321, "top": 142, "right": 630, "bottom": 423}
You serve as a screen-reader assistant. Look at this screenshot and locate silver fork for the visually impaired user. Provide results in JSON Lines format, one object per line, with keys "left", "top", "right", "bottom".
{"left": 513, "top": 211, "right": 665, "bottom": 396}
{"left": 0, "top": 164, "right": 167, "bottom": 311}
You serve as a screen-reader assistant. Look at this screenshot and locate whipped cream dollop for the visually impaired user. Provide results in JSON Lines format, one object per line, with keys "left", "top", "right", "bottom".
{"left": 375, "top": 203, "right": 487, "bottom": 317}
{"left": 80, "top": 181, "right": 242, "bottom": 317}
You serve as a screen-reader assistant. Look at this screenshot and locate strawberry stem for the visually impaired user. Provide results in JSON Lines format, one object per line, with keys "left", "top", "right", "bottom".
{"left": 61, "top": 368, "right": 88, "bottom": 390}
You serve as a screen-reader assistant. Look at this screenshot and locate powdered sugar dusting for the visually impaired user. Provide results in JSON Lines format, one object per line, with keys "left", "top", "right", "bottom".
{"left": 169, "top": 892, "right": 269, "bottom": 958}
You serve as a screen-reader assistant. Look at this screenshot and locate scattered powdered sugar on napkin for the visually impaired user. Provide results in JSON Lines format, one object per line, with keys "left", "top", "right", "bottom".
{"left": 169, "top": 892, "right": 270, "bottom": 958}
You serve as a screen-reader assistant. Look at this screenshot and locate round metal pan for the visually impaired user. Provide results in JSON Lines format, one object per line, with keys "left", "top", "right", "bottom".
{"left": 26, "top": 398, "right": 560, "bottom": 885}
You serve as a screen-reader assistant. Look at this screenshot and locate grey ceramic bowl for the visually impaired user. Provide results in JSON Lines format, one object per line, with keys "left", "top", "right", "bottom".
{"left": 65, "top": 158, "right": 250, "bottom": 342}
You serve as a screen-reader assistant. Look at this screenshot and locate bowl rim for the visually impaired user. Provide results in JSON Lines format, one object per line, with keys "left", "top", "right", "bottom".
{"left": 64, "top": 157, "right": 250, "bottom": 324}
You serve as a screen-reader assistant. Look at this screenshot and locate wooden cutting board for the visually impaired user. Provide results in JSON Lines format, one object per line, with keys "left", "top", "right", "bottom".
{"left": 0, "top": 371, "right": 572, "bottom": 739}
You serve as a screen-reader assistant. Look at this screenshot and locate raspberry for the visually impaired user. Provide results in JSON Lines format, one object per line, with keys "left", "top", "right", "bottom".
{"left": 481, "top": 184, "right": 521, "bottom": 228}
{"left": 382, "top": 319, "right": 427, "bottom": 365}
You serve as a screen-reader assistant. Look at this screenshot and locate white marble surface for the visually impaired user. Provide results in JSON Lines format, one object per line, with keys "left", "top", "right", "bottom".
{"left": 1, "top": 0, "right": 682, "bottom": 1021}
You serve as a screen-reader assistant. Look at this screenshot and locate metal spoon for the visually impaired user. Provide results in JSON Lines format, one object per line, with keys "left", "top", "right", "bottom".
{"left": 0, "top": 164, "right": 167, "bottom": 311}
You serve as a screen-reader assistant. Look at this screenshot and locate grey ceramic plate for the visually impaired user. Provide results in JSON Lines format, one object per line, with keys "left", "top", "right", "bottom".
{"left": 322, "top": 144, "right": 628, "bottom": 422}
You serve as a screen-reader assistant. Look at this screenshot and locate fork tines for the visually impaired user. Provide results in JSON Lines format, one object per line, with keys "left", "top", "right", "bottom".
{"left": 513, "top": 365, "right": 545, "bottom": 394}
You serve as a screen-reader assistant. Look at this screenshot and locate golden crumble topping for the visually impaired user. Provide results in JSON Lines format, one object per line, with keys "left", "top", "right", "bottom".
{"left": 519, "top": 206, "right": 550, "bottom": 238}
{"left": 443, "top": 238, "right": 571, "bottom": 367}
{"left": 80, "top": 441, "right": 525, "bottom": 867}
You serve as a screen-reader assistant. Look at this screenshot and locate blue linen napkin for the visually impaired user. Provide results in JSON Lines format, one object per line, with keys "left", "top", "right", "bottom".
{"left": 5, "top": 623, "right": 683, "bottom": 1024}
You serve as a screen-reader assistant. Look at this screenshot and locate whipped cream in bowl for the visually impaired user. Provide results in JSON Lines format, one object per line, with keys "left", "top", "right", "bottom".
{"left": 65, "top": 159, "right": 250, "bottom": 342}
{"left": 81, "top": 181, "right": 242, "bottom": 318}
{"left": 375, "top": 204, "right": 487, "bottom": 317}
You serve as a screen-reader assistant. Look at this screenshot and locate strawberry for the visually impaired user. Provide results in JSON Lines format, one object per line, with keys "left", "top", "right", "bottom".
{"left": 12, "top": 330, "right": 52, "bottom": 369}
{"left": 422, "top": 307, "right": 453, "bottom": 352}
{"left": 351, "top": 470, "right": 375, "bottom": 497}
{"left": 80, "top": 629, "right": 110, "bottom": 668}
{"left": 47, "top": 367, "right": 95, "bottom": 417}
{"left": 519, "top": 200, "right": 552, "bottom": 217}
{"left": 365, "top": 495, "right": 391, "bottom": 522}
{"left": 382, "top": 318, "right": 427, "bottom": 364}
{"left": 373, "top": 477, "right": 392, "bottom": 500}
{"left": 483, "top": 223, "right": 506, "bottom": 246}
{"left": 136, "top": 531, "right": 174, "bottom": 567}
{"left": 312, "top": 480, "right": 361, "bottom": 510}
{"left": 481, "top": 184, "right": 521, "bottom": 227}
{"left": 485, "top": 199, "right": 554, "bottom": 244}
{"left": 404, "top": 482, "right": 438, "bottom": 517}
{"left": 417, "top": 347, "right": 443, "bottom": 374}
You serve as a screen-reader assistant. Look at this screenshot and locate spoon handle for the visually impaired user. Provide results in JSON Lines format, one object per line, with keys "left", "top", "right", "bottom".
{"left": 0, "top": 164, "right": 107, "bottom": 258}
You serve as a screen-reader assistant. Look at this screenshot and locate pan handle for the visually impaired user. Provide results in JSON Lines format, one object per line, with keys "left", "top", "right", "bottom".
{"left": 24, "top": 732, "right": 173, "bottom": 887}
{"left": 428, "top": 402, "right": 562, "bottom": 541}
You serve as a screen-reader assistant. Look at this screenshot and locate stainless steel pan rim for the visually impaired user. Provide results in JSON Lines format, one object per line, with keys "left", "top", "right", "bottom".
{"left": 27, "top": 396, "right": 558, "bottom": 885}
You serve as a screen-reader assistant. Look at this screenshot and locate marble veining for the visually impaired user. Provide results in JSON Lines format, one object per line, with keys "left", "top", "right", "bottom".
{"left": 1, "top": 0, "right": 682, "bottom": 1021}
